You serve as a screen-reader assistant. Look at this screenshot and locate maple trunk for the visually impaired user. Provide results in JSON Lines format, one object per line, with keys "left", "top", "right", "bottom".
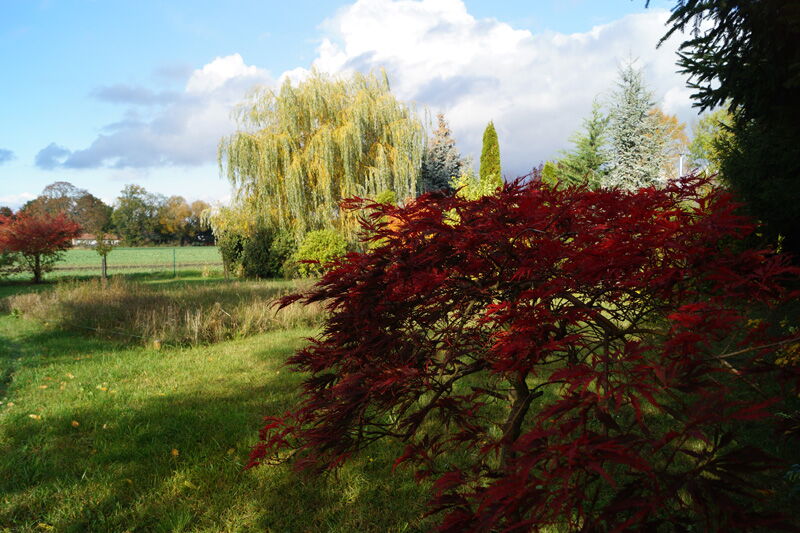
{"left": 33, "top": 254, "right": 42, "bottom": 284}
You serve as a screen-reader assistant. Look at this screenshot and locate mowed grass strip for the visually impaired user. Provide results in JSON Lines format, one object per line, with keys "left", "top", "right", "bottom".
{"left": 0, "top": 315, "right": 431, "bottom": 532}
{"left": 56, "top": 247, "right": 223, "bottom": 269}
{"left": 6, "top": 247, "right": 224, "bottom": 280}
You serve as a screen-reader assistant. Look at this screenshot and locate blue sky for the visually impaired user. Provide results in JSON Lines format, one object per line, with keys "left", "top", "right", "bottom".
{"left": 0, "top": 0, "right": 685, "bottom": 208}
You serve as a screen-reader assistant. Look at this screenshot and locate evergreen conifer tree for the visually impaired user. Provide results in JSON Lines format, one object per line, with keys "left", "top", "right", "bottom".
{"left": 659, "top": 0, "right": 800, "bottom": 254}
{"left": 555, "top": 101, "right": 609, "bottom": 188}
{"left": 479, "top": 121, "right": 502, "bottom": 190}
{"left": 604, "top": 63, "right": 668, "bottom": 190}
{"left": 418, "top": 113, "right": 462, "bottom": 194}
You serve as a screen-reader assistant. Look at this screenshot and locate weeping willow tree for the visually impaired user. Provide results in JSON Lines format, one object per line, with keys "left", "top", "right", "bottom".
{"left": 219, "top": 70, "right": 425, "bottom": 242}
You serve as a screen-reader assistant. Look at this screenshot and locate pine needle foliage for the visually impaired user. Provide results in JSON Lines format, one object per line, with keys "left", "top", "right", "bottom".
{"left": 604, "top": 63, "right": 669, "bottom": 190}
{"left": 219, "top": 70, "right": 425, "bottom": 242}
{"left": 419, "top": 113, "right": 463, "bottom": 194}
{"left": 552, "top": 101, "right": 609, "bottom": 189}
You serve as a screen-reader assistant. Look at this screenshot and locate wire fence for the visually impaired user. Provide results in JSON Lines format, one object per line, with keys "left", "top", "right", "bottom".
{"left": 50, "top": 246, "right": 223, "bottom": 277}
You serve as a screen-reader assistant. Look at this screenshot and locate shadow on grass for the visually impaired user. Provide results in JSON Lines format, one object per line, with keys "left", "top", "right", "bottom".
{"left": 0, "top": 321, "right": 130, "bottom": 372}
{"left": 0, "top": 384, "right": 430, "bottom": 532}
{"left": 0, "top": 325, "right": 430, "bottom": 532}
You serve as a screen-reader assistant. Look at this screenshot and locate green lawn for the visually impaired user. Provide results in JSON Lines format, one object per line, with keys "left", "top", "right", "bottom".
{"left": 58, "top": 246, "right": 222, "bottom": 267}
{"left": 0, "top": 278, "right": 430, "bottom": 532}
{"left": 6, "top": 247, "right": 223, "bottom": 281}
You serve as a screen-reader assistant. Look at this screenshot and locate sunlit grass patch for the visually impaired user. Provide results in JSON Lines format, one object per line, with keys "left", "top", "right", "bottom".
{"left": 4, "top": 277, "right": 324, "bottom": 347}
{"left": 0, "top": 316, "right": 431, "bottom": 532}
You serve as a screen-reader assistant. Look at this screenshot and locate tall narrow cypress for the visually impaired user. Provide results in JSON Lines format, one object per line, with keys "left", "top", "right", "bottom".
{"left": 479, "top": 121, "right": 502, "bottom": 190}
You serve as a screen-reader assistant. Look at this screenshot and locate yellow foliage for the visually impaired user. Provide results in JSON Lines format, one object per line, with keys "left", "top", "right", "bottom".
{"left": 649, "top": 108, "right": 690, "bottom": 179}
{"left": 219, "top": 69, "right": 424, "bottom": 242}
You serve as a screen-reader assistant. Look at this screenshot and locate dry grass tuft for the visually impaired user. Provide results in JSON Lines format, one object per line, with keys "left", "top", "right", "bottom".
{"left": 5, "top": 277, "right": 324, "bottom": 346}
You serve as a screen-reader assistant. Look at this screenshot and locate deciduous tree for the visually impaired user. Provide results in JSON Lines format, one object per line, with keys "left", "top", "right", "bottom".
{"left": 219, "top": 69, "right": 424, "bottom": 242}
{"left": 650, "top": 107, "right": 689, "bottom": 179}
{"left": 252, "top": 176, "right": 800, "bottom": 531}
{"left": 158, "top": 195, "right": 192, "bottom": 244}
{"left": 688, "top": 106, "right": 734, "bottom": 175}
{"left": 25, "top": 181, "right": 112, "bottom": 234}
{"left": 0, "top": 211, "right": 80, "bottom": 283}
{"left": 111, "top": 184, "right": 164, "bottom": 245}
{"left": 73, "top": 193, "right": 112, "bottom": 234}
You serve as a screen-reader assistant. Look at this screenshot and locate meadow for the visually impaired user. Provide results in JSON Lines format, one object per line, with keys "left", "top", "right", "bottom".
{"left": 0, "top": 274, "right": 432, "bottom": 532}
{"left": 8, "top": 247, "right": 224, "bottom": 280}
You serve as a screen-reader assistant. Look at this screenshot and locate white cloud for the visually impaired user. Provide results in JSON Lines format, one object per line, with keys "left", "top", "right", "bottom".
{"left": 36, "top": 54, "right": 272, "bottom": 170}
{"left": 0, "top": 192, "right": 36, "bottom": 209}
{"left": 304, "top": 0, "right": 696, "bottom": 178}
{"left": 34, "top": 1, "right": 697, "bottom": 180}
{"left": 186, "top": 54, "right": 267, "bottom": 93}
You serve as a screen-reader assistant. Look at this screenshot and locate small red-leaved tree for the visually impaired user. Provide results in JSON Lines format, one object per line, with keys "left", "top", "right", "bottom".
{"left": 0, "top": 211, "right": 81, "bottom": 283}
{"left": 251, "top": 176, "right": 800, "bottom": 531}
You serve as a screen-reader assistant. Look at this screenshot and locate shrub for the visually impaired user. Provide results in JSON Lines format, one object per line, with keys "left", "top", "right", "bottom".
{"left": 0, "top": 251, "right": 19, "bottom": 278}
{"left": 294, "top": 229, "right": 348, "bottom": 277}
{"left": 220, "top": 227, "right": 299, "bottom": 280}
{"left": 241, "top": 225, "right": 276, "bottom": 279}
{"left": 268, "top": 230, "right": 298, "bottom": 279}
{"left": 251, "top": 176, "right": 800, "bottom": 530}
{"left": 217, "top": 231, "right": 244, "bottom": 278}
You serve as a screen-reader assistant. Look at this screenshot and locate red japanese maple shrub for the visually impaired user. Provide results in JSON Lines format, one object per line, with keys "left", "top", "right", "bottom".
{"left": 251, "top": 176, "right": 800, "bottom": 531}
{"left": 0, "top": 211, "right": 81, "bottom": 283}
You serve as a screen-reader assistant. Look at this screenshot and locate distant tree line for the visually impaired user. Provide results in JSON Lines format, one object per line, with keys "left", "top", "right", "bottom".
{"left": 1, "top": 180, "right": 214, "bottom": 248}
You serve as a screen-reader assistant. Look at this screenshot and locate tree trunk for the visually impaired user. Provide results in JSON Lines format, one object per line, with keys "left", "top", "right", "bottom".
{"left": 101, "top": 254, "right": 108, "bottom": 283}
{"left": 33, "top": 254, "right": 42, "bottom": 283}
{"left": 500, "top": 374, "right": 534, "bottom": 469}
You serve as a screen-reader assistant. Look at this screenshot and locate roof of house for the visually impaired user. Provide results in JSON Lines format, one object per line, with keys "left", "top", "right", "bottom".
{"left": 73, "top": 233, "right": 120, "bottom": 240}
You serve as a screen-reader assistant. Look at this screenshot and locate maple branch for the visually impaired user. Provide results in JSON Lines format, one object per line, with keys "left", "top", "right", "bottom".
{"left": 712, "top": 336, "right": 800, "bottom": 361}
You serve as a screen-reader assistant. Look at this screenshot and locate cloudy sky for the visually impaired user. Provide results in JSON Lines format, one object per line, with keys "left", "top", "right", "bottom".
{"left": 0, "top": 0, "right": 695, "bottom": 209}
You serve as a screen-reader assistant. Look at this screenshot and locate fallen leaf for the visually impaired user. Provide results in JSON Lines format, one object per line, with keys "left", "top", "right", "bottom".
{"left": 227, "top": 448, "right": 236, "bottom": 455}
{"left": 171, "top": 448, "right": 180, "bottom": 457}
{"left": 71, "top": 420, "right": 80, "bottom": 428}
{"left": 29, "top": 414, "right": 42, "bottom": 420}
{"left": 6, "top": 402, "right": 14, "bottom": 407}
{"left": 66, "top": 373, "right": 75, "bottom": 379}
{"left": 38, "top": 385, "right": 48, "bottom": 389}
{"left": 183, "top": 480, "right": 199, "bottom": 490}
